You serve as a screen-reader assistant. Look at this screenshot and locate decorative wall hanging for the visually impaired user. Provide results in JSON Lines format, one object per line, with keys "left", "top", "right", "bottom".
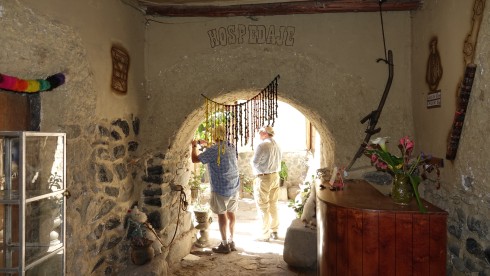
{"left": 200, "top": 74, "right": 280, "bottom": 153}
{"left": 111, "top": 45, "right": 130, "bottom": 94}
{"left": 0, "top": 72, "right": 65, "bottom": 93}
{"left": 426, "top": 37, "right": 443, "bottom": 108}
{"left": 446, "top": 64, "right": 476, "bottom": 160}
{"left": 426, "top": 37, "right": 443, "bottom": 92}
{"left": 446, "top": 0, "right": 485, "bottom": 160}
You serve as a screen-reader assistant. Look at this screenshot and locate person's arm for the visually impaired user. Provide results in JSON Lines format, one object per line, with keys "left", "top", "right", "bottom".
{"left": 191, "top": 140, "right": 200, "bottom": 163}
{"left": 251, "top": 144, "right": 265, "bottom": 174}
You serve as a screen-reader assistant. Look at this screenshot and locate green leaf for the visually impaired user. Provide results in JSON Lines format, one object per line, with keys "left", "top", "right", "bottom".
{"left": 408, "top": 174, "right": 427, "bottom": 213}
{"left": 366, "top": 149, "right": 403, "bottom": 173}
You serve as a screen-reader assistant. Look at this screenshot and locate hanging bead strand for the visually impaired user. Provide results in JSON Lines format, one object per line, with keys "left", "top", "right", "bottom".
{"left": 199, "top": 75, "right": 280, "bottom": 161}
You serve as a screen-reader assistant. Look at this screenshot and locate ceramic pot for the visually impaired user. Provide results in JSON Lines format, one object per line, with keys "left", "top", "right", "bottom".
{"left": 131, "top": 241, "right": 154, "bottom": 265}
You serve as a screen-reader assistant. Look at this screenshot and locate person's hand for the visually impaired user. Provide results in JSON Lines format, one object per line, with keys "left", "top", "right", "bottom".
{"left": 198, "top": 139, "right": 208, "bottom": 147}
{"left": 191, "top": 140, "right": 198, "bottom": 147}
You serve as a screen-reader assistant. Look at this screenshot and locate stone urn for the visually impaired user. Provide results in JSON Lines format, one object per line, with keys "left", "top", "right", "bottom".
{"left": 194, "top": 210, "right": 212, "bottom": 248}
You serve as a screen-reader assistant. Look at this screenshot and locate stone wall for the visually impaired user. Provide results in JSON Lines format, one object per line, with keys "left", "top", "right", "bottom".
{"left": 6, "top": 0, "right": 490, "bottom": 275}
{"left": 65, "top": 115, "right": 196, "bottom": 275}
{"left": 411, "top": 1, "right": 490, "bottom": 274}
{"left": 0, "top": 1, "right": 193, "bottom": 274}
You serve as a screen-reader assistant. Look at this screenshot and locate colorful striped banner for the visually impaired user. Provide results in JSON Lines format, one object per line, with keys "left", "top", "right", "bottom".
{"left": 0, "top": 72, "right": 65, "bottom": 93}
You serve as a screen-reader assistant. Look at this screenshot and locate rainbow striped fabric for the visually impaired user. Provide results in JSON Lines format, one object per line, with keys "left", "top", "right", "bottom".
{"left": 0, "top": 72, "right": 65, "bottom": 93}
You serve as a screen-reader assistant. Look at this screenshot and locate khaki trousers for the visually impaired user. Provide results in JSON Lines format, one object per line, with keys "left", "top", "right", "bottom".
{"left": 253, "top": 172, "right": 280, "bottom": 239}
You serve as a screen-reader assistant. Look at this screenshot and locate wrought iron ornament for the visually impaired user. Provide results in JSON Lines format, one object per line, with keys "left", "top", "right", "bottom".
{"left": 345, "top": 0, "right": 394, "bottom": 171}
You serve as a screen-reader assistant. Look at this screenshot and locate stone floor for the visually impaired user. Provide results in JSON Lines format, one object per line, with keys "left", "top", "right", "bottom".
{"left": 168, "top": 192, "right": 318, "bottom": 276}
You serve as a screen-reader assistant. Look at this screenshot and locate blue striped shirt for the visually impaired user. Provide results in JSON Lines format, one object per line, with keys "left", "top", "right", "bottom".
{"left": 198, "top": 141, "right": 240, "bottom": 197}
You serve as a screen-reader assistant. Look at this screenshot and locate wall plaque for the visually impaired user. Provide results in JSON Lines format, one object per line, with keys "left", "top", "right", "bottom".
{"left": 111, "top": 46, "right": 130, "bottom": 94}
{"left": 427, "top": 90, "right": 441, "bottom": 108}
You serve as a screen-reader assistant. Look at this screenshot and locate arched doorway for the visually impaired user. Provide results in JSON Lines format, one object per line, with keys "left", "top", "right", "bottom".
{"left": 166, "top": 94, "right": 327, "bottom": 274}
{"left": 164, "top": 90, "right": 335, "bottom": 243}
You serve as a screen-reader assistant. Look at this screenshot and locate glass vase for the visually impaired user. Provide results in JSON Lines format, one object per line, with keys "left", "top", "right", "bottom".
{"left": 391, "top": 173, "right": 414, "bottom": 205}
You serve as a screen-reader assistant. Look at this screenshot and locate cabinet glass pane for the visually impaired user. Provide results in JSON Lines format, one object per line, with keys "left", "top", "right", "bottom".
{"left": 25, "top": 135, "right": 65, "bottom": 198}
{"left": 0, "top": 196, "right": 64, "bottom": 269}
{"left": 0, "top": 137, "right": 20, "bottom": 201}
{"left": 26, "top": 249, "right": 64, "bottom": 276}
{"left": 0, "top": 135, "right": 64, "bottom": 201}
{"left": 25, "top": 196, "right": 64, "bottom": 265}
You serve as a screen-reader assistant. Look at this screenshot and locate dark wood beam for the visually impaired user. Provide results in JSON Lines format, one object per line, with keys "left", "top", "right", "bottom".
{"left": 143, "top": 0, "right": 421, "bottom": 17}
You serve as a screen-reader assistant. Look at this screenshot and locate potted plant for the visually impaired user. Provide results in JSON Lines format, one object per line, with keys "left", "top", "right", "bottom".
{"left": 279, "top": 160, "right": 288, "bottom": 186}
{"left": 288, "top": 175, "right": 315, "bottom": 218}
{"left": 239, "top": 173, "right": 254, "bottom": 198}
{"left": 191, "top": 167, "right": 209, "bottom": 214}
{"left": 189, "top": 165, "right": 206, "bottom": 203}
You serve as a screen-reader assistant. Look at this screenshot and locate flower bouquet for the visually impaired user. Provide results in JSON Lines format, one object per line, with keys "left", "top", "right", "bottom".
{"left": 364, "top": 136, "right": 436, "bottom": 213}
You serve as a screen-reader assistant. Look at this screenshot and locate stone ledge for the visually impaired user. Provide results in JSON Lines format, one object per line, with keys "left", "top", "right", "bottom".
{"left": 283, "top": 218, "right": 317, "bottom": 269}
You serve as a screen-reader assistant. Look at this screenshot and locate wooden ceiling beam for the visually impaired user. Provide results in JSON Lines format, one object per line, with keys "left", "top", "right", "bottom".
{"left": 143, "top": 0, "right": 421, "bottom": 17}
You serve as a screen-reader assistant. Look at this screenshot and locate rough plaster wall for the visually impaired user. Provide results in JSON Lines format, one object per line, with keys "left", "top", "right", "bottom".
{"left": 137, "top": 15, "right": 417, "bottom": 272}
{"left": 3, "top": 0, "right": 454, "bottom": 275}
{"left": 141, "top": 15, "right": 416, "bottom": 269}
{"left": 0, "top": 1, "right": 164, "bottom": 275}
{"left": 21, "top": 0, "right": 147, "bottom": 119}
{"left": 0, "top": 1, "right": 96, "bottom": 274}
{"left": 412, "top": 0, "right": 490, "bottom": 274}
{"left": 142, "top": 14, "right": 414, "bottom": 179}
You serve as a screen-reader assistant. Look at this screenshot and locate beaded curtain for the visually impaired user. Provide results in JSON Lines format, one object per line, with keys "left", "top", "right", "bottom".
{"left": 200, "top": 75, "right": 280, "bottom": 156}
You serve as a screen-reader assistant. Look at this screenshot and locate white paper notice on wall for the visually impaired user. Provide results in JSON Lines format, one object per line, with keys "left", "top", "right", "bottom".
{"left": 329, "top": 167, "right": 338, "bottom": 185}
{"left": 427, "top": 90, "right": 441, "bottom": 108}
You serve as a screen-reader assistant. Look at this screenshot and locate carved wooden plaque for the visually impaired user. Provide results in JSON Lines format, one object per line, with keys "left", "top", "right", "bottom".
{"left": 111, "top": 46, "right": 130, "bottom": 94}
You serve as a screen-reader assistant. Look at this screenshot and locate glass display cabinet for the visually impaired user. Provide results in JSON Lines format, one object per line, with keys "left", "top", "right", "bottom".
{"left": 0, "top": 132, "right": 66, "bottom": 275}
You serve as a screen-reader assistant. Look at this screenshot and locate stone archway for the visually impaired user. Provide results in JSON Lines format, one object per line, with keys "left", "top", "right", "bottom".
{"left": 161, "top": 88, "right": 336, "bottom": 266}
{"left": 168, "top": 89, "right": 335, "bottom": 187}
{"left": 143, "top": 46, "right": 394, "bottom": 270}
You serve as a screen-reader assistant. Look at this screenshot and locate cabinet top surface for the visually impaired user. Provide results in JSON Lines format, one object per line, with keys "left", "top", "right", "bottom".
{"left": 0, "top": 131, "right": 65, "bottom": 137}
{"left": 317, "top": 179, "right": 447, "bottom": 214}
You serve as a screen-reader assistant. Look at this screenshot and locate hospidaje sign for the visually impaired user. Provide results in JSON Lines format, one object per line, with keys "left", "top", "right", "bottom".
{"left": 207, "top": 25, "right": 295, "bottom": 48}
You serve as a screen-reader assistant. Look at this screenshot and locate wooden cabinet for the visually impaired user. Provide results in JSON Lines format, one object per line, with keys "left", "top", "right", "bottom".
{"left": 317, "top": 179, "right": 447, "bottom": 275}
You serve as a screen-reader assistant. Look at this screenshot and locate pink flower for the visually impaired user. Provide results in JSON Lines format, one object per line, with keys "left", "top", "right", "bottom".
{"left": 371, "top": 154, "right": 378, "bottom": 163}
{"left": 375, "top": 160, "right": 388, "bottom": 170}
{"left": 399, "top": 136, "right": 414, "bottom": 155}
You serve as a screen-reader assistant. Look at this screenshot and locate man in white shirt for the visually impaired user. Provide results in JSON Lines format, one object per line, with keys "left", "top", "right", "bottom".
{"left": 251, "top": 126, "right": 282, "bottom": 241}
